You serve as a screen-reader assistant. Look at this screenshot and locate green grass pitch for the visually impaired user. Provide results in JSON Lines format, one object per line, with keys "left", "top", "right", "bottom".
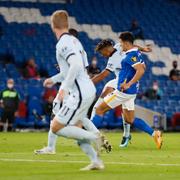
{"left": 0, "top": 132, "right": 180, "bottom": 180}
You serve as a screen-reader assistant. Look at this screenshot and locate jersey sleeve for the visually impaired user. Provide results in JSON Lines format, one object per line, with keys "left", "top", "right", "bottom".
{"left": 106, "top": 58, "right": 115, "bottom": 72}
{"left": 51, "top": 72, "right": 64, "bottom": 83}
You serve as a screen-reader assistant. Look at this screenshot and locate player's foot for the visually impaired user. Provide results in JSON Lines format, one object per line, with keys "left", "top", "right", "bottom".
{"left": 119, "top": 135, "right": 132, "bottom": 148}
{"left": 101, "top": 135, "right": 112, "bottom": 153}
{"left": 80, "top": 161, "right": 104, "bottom": 171}
{"left": 94, "top": 134, "right": 112, "bottom": 155}
{"left": 153, "top": 130, "right": 163, "bottom": 149}
{"left": 34, "top": 147, "right": 56, "bottom": 155}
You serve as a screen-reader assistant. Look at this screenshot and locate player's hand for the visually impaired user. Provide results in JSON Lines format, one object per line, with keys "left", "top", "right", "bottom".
{"left": 43, "top": 78, "right": 54, "bottom": 88}
{"left": 58, "top": 89, "right": 65, "bottom": 101}
{"left": 120, "top": 82, "right": 131, "bottom": 92}
{"left": 142, "top": 45, "right": 152, "bottom": 52}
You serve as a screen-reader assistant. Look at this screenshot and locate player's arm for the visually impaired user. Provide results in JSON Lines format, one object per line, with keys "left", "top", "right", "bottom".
{"left": 121, "top": 63, "right": 145, "bottom": 91}
{"left": 128, "top": 63, "right": 145, "bottom": 85}
{"left": 43, "top": 72, "right": 64, "bottom": 87}
{"left": 134, "top": 45, "right": 152, "bottom": 53}
{"left": 61, "top": 54, "right": 80, "bottom": 91}
{"left": 51, "top": 73, "right": 64, "bottom": 84}
{"left": 91, "top": 69, "right": 111, "bottom": 84}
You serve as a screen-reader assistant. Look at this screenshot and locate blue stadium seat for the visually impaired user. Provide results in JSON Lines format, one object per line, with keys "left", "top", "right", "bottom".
{"left": 0, "top": 0, "right": 179, "bottom": 129}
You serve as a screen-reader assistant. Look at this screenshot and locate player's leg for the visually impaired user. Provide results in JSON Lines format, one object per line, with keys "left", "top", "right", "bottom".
{"left": 74, "top": 103, "right": 105, "bottom": 170}
{"left": 51, "top": 94, "right": 100, "bottom": 143}
{"left": 80, "top": 101, "right": 112, "bottom": 153}
{"left": 123, "top": 105, "right": 162, "bottom": 149}
{"left": 119, "top": 113, "right": 132, "bottom": 148}
{"left": 91, "top": 89, "right": 121, "bottom": 127}
{"left": 78, "top": 139, "right": 104, "bottom": 171}
{"left": 91, "top": 100, "right": 112, "bottom": 127}
{"left": 91, "top": 80, "right": 132, "bottom": 146}
{"left": 90, "top": 85, "right": 114, "bottom": 120}
{"left": 34, "top": 97, "right": 61, "bottom": 154}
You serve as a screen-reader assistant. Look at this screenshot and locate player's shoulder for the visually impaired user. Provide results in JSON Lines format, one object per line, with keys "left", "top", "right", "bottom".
{"left": 125, "top": 49, "right": 141, "bottom": 62}
{"left": 113, "top": 43, "right": 120, "bottom": 49}
{"left": 113, "top": 43, "right": 122, "bottom": 52}
{"left": 56, "top": 33, "right": 76, "bottom": 48}
{"left": 126, "top": 49, "right": 141, "bottom": 58}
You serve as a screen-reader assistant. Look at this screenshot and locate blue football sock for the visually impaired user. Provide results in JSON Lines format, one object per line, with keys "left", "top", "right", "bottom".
{"left": 133, "top": 118, "right": 154, "bottom": 136}
{"left": 92, "top": 114, "right": 103, "bottom": 128}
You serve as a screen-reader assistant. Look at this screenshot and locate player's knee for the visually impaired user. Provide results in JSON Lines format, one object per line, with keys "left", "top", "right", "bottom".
{"left": 50, "top": 119, "right": 64, "bottom": 133}
{"left": 96, "top": 106, "right": 104, "bottom": 115}
{"left": 125, "top": 117, "right": 134, "bottom": 124}
{"left": 51, "top": 124, "right": 58, "bottom": 134}
{"left": 77, "top": 139, "right": 90, "bottom": 146}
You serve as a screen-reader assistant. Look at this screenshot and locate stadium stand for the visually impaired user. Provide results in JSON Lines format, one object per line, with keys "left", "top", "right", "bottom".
{"left": 0, "top": 0, "right": 179, "bottom": 129}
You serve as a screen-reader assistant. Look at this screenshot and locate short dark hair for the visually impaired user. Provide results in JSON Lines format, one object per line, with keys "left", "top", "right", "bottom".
{"left": 95, "top": 39, "right": 113, "bottom": 52}
{"left": 69, "top": 28, "right": 78, "bottom": 38}
{"left": 119, "top": 32, "right": 134, "bottom": 44}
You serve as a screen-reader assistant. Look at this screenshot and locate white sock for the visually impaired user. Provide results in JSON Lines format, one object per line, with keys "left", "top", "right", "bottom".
{"left": 55, "top": 126, "right": 97, "bottom": 141}
{"left": 90, "top": 97, "right": 103, "bottom": 120}
{"left": 47, "top": 130, "right": 57, "bottom": 151}
{"left": 152, "top": 131, "right": 155, "bottom": 137}
{"left": 78, "top": 140, "right": 100, "bottom": 163}
{"left": 82, "top": 117, "right": 99, "bottom": 134}
{"left": 122, "top": 115, "right": 131, "bottom": 137}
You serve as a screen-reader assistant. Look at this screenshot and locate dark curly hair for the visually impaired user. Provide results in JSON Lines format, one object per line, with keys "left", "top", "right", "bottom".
{"left": 95, "top": 39, "right": 113, "bottom": 52}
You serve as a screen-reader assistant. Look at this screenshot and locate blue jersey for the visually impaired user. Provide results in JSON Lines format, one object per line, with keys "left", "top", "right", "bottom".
{"left": 117, "top": 48, "right": 144, "bottom": 94}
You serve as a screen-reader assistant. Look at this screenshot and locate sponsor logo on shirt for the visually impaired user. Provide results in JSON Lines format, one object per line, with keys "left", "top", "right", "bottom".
{"left": 131, "top": 56, "right": 137, "bottom": 62}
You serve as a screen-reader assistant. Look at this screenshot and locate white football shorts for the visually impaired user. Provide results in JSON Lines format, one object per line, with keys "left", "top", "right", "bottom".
{"left": 103, "top": 79, "right": 117, "bottom": 90}
{"left": 104, "top": 89, "right": 136, "bottom": 111}
{"left": 55, "top": 91, "right": 95, "bottom": 125}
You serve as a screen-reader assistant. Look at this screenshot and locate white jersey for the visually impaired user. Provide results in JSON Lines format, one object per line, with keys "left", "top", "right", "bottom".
{"left": 106, "top": 43, "right": 124, "bottom": 78}
{"left": 55, "top": 33, "right": 96, "bottom": 99}
{"left": 106, "top": 43, "right": 138, "bottom": 79}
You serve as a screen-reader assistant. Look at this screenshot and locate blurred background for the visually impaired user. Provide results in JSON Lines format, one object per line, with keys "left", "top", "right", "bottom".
{"left": 0, "top": 0, "right": 179, "bottom": 132}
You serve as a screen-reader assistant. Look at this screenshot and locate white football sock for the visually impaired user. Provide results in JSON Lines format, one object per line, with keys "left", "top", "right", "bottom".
{"left": 122, "top": 115, "right": 131, "bottom": 137}
{"left": 90, "top": 97, "right": 103, "bottom": 120}
{"left": 47, "top": 130, "right": 57, "bottom": 151}
{"left": 78, "top": 140, "right": 100, "bottom": 163}
{"left": 55, "top": 126, "right": 98, "bottom": 141}
{"left": 82, "top": 117, "right": 99, "bottom": 134}
{"left": 151, "top": 131, "right": 155, "bottom": 137}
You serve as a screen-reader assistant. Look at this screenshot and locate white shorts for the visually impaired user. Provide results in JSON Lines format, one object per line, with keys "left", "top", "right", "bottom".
{"left": 103, "top": 79, "right": 117, "bottom": 90}
{"left": 55, "top": 91, "right": 95, "bottom": 125}
{"left": 104, "top": 89, "right": 136, "bottom": 111}
{"left": 52, "top": 94, "right": 62, "bottom": 115}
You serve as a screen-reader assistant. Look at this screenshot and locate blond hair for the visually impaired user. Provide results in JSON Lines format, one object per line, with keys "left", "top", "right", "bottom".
{"left": 51, "top": 10, "right": 69, "bottom": 29}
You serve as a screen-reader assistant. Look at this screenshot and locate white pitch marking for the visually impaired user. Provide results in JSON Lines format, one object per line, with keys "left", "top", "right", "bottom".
{"left": 1, "top": 152, "right": 180, "bottom": 159}
{"left": 0, "top": 158, "right": 180, "bottom": 167}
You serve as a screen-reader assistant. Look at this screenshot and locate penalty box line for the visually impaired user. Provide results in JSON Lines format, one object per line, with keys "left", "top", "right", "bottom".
{"left": 0, "top": 158, "right": 180, "bottom": 167}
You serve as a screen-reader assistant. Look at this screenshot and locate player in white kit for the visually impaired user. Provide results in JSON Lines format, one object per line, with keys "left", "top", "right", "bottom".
{"left": 35, "top": 10, "right": 107, "bottom": 171}
{"left": 91, "top": 39, "right": 152, "bottom": 147}
{"left": 34, "top": 29, "right": 111, "bottom": 157}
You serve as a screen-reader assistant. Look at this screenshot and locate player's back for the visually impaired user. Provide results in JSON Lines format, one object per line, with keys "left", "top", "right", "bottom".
{"left": 56, "top": 33, "right": 96, "bottom": 98}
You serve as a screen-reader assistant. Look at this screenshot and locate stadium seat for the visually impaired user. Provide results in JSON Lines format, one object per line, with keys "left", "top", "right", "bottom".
{"left": 0, "top": 0, "right": 179, "bottom": 129}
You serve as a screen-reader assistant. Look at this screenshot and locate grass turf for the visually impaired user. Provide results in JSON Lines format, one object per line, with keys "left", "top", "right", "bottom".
{"left": 0, "top": 132, "right": 180, "bottom": 180}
